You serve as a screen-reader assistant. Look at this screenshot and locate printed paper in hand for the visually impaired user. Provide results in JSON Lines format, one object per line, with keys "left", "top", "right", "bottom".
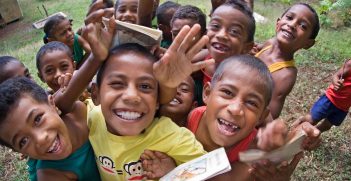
{"left": 160, "top": 147, "right": 231, "bottom": 181}
{"left": 239, "top": 130, "right": 306, "bottom": 163}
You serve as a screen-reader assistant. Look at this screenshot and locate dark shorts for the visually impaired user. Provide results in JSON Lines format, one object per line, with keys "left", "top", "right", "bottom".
{"left": 311, "top": 95, "right": 348, "bottom": 126}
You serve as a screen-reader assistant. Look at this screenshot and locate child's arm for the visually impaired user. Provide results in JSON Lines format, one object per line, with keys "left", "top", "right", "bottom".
{"left": 269, "top": 69, "right": 297, "bottom": 119}
{"left": 332, "top": 59, "right": 351, "bottom": 91}
{"left": 137, "top": 0, "right": 155, "bottom": 27}
{"left": 141, "top": 150, "right": 176, "bottom": 179}
{"left": 55, "top": 15, "right": 116, "bottom": 114}
{"left": 154, "top": 24, "right": 215, "bottom": 104}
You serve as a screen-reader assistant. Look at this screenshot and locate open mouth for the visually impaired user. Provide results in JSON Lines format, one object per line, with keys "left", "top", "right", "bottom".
{"left": 47, "top": 135, "right": 61, "bottom": 153}
{"left": 217, "top": 118, "right": 240, "bottom": 136}
{"left": 211, "top": 42, "right": 229, "bottom": 53}
{"left": 281, "top": 29, "right": 295, "bottom": 39}
{"left": 169, "top": 98, "right": 181, "bottom": 105}
{"left": 114, "top": 110, "right": 143, "bottom": 122}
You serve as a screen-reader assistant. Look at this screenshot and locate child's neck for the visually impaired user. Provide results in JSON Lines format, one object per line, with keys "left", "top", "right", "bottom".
{"left": 271, "top": 38, "right": 295, "bottom": 61}
{"left": 63, "top": 113, "right": 88, "bottom": 153}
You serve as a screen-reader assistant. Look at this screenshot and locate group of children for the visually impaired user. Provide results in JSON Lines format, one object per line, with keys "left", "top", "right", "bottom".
{"left": 0, "top": 0, "right": 349, "bottom": 180}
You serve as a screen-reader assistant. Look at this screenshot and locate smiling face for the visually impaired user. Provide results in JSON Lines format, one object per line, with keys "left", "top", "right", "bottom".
{"left": 115, "top": 0, "right": 138, "bottom": 24}
{"left": 207, "top": 5, "right": 252, "bottom": 63}
{"left": 50, "top": 19, "right": 75, "bottom": 47}
{"left": 276, "top": 4, "right": 316, "bottom": 51}
{"left": 159, "top": 76, "right": 195, "bottom": 123}
{"left": 38, "top": 50, "right": 75, "bottom": 92}
{"left": 0, "top": 95, "right": 72, "bottom": 160}
{"left": 95, "top": 52, "right": 158, "bottom": 136}
{"left": 203, "top": 62, "right": 269, "bottom": 147}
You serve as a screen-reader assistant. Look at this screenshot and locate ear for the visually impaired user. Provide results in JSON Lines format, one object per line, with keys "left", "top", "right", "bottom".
{"left": 91, "top": 83, "right": 101, "bottom": 106}
{"left": 242, "top": 41, "right": 254, "bottom": 54}
{"left": 156, "top": 102, "right": 160, "bottom": 110}
{"left": 275, "top": 18, "right": 281, "bottom": 32}
{"left": 202, "top": 82, "right": 212, "bottom": 105}
{"left": 257, "top": 107, "right": 270, "bottom": 126}
{"left": 191, "top": 101, "right": 198, "bottom": 110}
{"left": 48, "top": 95, "right": 55, "bottom": 107}
{"left": 37, "top": 72, "right": 44, "bottom": 82}
{"left": 303, "top": 39, "right": 315, "bottom": 50}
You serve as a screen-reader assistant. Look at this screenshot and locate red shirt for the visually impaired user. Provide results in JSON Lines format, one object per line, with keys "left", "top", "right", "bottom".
{"left": 326, "top": 70, "right": 351, "bottom": 112}
{"left": 187, "top": 106, "right": 257, "bottom": 163}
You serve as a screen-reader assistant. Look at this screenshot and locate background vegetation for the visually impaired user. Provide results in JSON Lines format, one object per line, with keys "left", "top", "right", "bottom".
{"left": 0, "top": 0, "right": 350, "bottom": 180}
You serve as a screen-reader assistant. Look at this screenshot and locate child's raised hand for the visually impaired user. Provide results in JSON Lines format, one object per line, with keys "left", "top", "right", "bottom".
{"left": 82, "top": 15, "right": 116, "bottom": 61}
{"left": 257, "top": 119, "right": 288, "bottom": 151}
{"left": 333, "top": 78, "right": 344, "bottom": 91}
{"left": 292, "top": 121, "right": 321, "bottom": 151}
{"left": 140, "top": 149, "right": 176, "bottom": 179}
{"left": 153, "top": 24, "right": 215, "bottom": 88}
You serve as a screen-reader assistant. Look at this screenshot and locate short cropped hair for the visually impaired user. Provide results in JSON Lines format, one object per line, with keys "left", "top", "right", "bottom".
{"left": 91, "top": 0, "right": 113, "bottom": 8}
{"left": 96, "top": 43, "right": 157, "bottom": 87}
{"left": 36, "top": 41, "right": 73, "bottom": 72}
{"left": 171, "top": 5, "right": 207, "bottom": 36}
{"left": 0, "top": 77, "right": 48, "bottom": 148}
{"left": 156, "top": 1, "right": 180, "bottom": 26}
{"left": 0, "top": 56, "right": 20, "bottom": 83}
{"left": 212, "top": 55, "right": 274, "bottom": 105}
{"left": 216, "top": 0, "right": 256, "bottom": 42}
{"left": 281, "top": 3, "right": 320, "bottom": 39}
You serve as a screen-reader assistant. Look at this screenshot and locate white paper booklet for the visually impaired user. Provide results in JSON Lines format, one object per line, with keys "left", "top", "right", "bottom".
{"left": 239, "top": 130, "right": 306, "bottom": 163}
{"left": 102, "top": 17, "right": 162, "bottom": 49}
{"left": 160, "top": 147, "right": 231, "bottom": 181}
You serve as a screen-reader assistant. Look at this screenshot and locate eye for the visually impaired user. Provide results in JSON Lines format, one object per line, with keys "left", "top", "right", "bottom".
{"left": 61, "top": 64, "right": 70, "bottom": 71}
{"left": 220, "top": 88, "right": 233, "bottom": 97}
{"left": 44, "top": 68, "right": 54, "bottom": 75}
{"left": 139, "top": 83, "right": 153, "bottom": 91}
{"left": 208, "top": 22, "right": 220, "bottom": 31}
{"left": 245, "top": 99, "right": 259, "bottom": 109}
{"left": 131, "top": 6, "right": 138, "bottom": 13}
{"left": 229, "top": 28, "right": 240, "bottom": 37}
{"left": 109, "top": 81, "right": 124, "bottom": 88}
{"left": 299, "top": 23, "right": 307, "bottom": 30}
{"left": 34, "top": 114, "right": 42, "bottom": 126}
{"left": 118, "top": 7, "right": 126, "bottom": 13}
{"left": 19, "top": 137, "right": 28, "bottom": 149}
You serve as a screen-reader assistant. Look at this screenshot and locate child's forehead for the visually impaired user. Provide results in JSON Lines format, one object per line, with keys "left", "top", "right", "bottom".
{"left": 212, "top": 5, "right": 247, "bottom": 20}
{"left": 118, "top": 0, "right": 138, "bottom": 6}
{"left": 106, "top": 52, "right": 154, "bottom": 72}
{"left": 286, "top": 5, "right": 316, "bottom": 23}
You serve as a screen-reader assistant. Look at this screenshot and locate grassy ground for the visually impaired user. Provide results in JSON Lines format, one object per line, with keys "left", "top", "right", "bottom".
{"left": 0, "top": 0, "right": 350, "bottom": 180}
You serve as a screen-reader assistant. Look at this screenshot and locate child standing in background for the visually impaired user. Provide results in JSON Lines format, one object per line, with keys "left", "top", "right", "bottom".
{"left": 299, "top": 59, "right": 351, "bottom": 133}
{"left": 255, "top": 3, "right": 320, "bottom": 119}
{"left": 156, "top": 1, "right": 180, "bottom": 48}
{"left": 43, "top": 15, "right": 91, "bottom": 69}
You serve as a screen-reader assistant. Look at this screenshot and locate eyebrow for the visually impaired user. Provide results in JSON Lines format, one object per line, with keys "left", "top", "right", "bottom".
{"left": 11, "top": 109, "right": 36, "bottom": 147}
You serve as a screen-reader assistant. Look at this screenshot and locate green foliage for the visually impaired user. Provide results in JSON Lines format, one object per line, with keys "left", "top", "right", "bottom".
{"left": 318, "top": 0, "right": 351, "bottom": 28}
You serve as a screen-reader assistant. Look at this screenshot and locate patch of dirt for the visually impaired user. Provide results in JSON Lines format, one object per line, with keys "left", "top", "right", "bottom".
{"left": 0, "top": 18, "right": 33, "bottom": 42}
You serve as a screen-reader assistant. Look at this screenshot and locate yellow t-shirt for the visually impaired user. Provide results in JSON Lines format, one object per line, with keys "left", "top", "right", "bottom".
{"left": 87, "top": 104, "right": 206, "bottom": 181}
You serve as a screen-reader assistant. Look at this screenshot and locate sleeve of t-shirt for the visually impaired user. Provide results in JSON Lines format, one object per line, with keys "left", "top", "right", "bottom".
{"left": 168, "top": 127, "right": 207, "bottom": 165}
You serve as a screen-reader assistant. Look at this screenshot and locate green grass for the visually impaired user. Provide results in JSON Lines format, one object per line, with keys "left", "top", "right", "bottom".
{"left": 0, "top": 0, "right": 351, "bottom": 180}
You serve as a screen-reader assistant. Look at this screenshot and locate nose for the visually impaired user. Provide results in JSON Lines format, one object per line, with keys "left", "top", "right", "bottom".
{"left": 227, "top": 100, "right": 244, "bottom": 116}
{"left": 34, "top": 129, "right": 49, "bottom": 149}
{"left": 215, "top": 28, "right": 228, "bottom": 40}
{"left": 122, "top": 85, "right": 141, "bottom": 104}
{"left": 287, "top": 19, "right": 297, "bottom": 30}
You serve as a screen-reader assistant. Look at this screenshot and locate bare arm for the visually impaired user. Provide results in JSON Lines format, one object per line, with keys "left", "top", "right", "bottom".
{"left": 269, "top": 69, "right": 297, "bottom": 119}
{"left": 138, "top": 0, "right": 154, "bottom": 27}
{"left": 332, "top": 59, "right": 351, "bottom": 91}
{"left": 55, "top": 16, "right": 116, "bottom": 114}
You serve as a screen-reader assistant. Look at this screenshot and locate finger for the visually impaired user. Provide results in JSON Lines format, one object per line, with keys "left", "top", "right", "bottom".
{"left": 86, "top": 0, "right": 104, "bottom": 16}
{"left": 107, "top": 12, "right": 117, "bottom": 34}
{"left": 288, "top": 152, "right": 303, "bottom": 170}
{"left": 191, "top": 57, "right": 215, "bottom": 72}
{"left": 301, "top": 122, "right": 320, "bottom": 138}
{"left": 167, "top": 25, "right": 191, "bottom": 53}
{"left": 63, "top": 73, "right": 72, "bottom": 87}
{"left": 143, "top": 149, "right": 157, "bottom": 160}
{"left": 154, "top": 151, "right": 169, "bottom": 159}
{"left": 186, "top": 35, "right": 209, "bottom": 59}
{"left": 178, "top": 24, "right": 202, "bottom": 53}
{"left": 85, "top": 9, "right": 105, "bottom": 25}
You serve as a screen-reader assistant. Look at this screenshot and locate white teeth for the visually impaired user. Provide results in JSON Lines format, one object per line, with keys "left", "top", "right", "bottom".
{"left": 219, "top": 119, "right": 239, "bottom": 130}
{"left": 116, "top": 111, "right": 142, "bottom": 120}
{"left": 213, "top": 43, "right": 229, "bottom": 51}
{"left": 47, "top": 137, "right": 59, "bottom": 153}
{"left": 170, "top": 98, "right": 180, "bottom": 105}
